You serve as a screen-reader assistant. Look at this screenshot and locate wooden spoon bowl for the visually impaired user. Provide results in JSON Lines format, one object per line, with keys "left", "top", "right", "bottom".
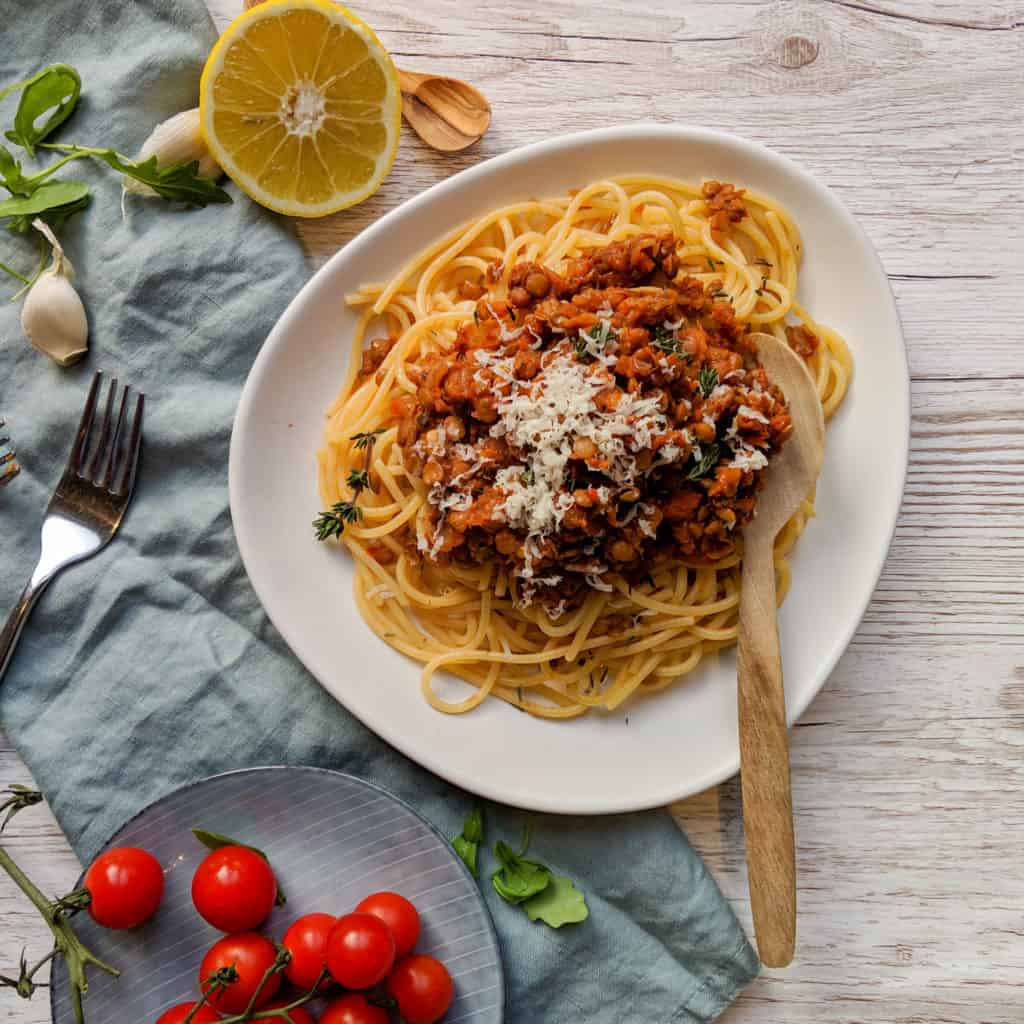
{"left": 397, "top": 69, "right": 491, "bottom": 152}
{"left": 736, "top": 332, "right": 825, "bottom": 968}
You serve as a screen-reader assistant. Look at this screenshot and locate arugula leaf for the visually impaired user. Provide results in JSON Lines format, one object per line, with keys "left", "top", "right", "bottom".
{"left": 0, "top": 145, "right": 31, "bottom": 196}
{"left": 491, "top": 838, "right": 551, "bottom": 904}
{"left": 0, "top": 179, "right": 90, "bottom": 233}
{"left": 41, "top": 144, "right": 230, "bottom": 206}
{"left": 522, "top": 873, "right": 589, "bottom": 928}
{"left": 5, "top": 64, "right": 81, "bottom": 157}
{"left": 685, "top": 443, "right": 720, "bottom": 481}
{"left": 452, "top": 806, "right": 483, "bottom": 878}
{"left": 192, "top": 827, "right": 286, "bottom": 905}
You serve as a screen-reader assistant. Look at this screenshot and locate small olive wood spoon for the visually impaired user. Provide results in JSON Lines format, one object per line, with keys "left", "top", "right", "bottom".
{"left": 241, "top": 0, "right": 491, "bottom": 152}
{"left": 396, "top": 69, "right": 492, "bottom": 152}
{"left": 737, "top": 332, "right": 825, "bottom": 969}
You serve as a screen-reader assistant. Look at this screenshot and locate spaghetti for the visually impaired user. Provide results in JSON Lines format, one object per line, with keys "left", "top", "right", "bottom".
{"left": 317, "top": 176, "right": 852, "bottom": 718}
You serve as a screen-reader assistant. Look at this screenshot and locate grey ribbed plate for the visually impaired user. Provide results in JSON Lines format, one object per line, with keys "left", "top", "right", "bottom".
{"left": 51, "top": 767, "right": 504, "bottom": 1023}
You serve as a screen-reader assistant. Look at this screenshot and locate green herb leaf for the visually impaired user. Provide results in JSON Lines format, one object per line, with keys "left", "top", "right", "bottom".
{"left": 192, "top": 828, "right": 286, "bottom": 905}
{"left": 521, "top": 466, "right": 535, "bottom": 486}
{"left": 347, "top": 468, "right": 370, "bottom": 492}
{"left": 686, "top": 442, "right": 720, "bottom": 481}
{"left": 5, "top": 65, "right": 81, "bottom": 157}
{"left": 698, "top": 365, "right": 719, "bottom": 398}
{"left": 575, "top": 320, "right": 615, "bottom": 361}
{"left": 491, "top": 839, "right": 552, "bottom": 905}
{"left": 452, "top": 806, "right": 484, "bottom": 878}
{"left": 522, "top": 873, "right": 589, "bottom": 928}
{"left": 651, "top": 325, "right": 682, "bottom": 356}
{"left": 40, "top": 143, "right": 230, "bottom": 206}
{"left": 0, "top": 179, "right": 89, "bottom": 232}
{"left": 0, "top": 145, "right": 31, "bottom": 196}
{"left": 313, "top": 501, "right": 361, "bottom": 540}
{"left": 351, "top": 427, "right": 385, "bottom": 450}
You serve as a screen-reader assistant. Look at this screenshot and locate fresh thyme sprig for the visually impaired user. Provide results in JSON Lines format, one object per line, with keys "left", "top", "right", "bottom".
{"left": 574, "top": 320, "right": 615, "bottom": 362}
{"left": 698, "top": 365, "right": 719, "bottom": 398}
{"left": 651, "top": 324, "right": 684, "bottom": 356}
{"left": 351, "top": 428, "right": 385, "bottom": 450}
{"left": 347, "top": 468, "right": 370, "bottom": 492}
{"left": 313, "top": 501, "right": 361, "bottom": 540}
{"left": 686, "top": 443, "right": 721, "bottom": 481}
{"left": 314, "top": 425, "right": 383, "bottom": 540}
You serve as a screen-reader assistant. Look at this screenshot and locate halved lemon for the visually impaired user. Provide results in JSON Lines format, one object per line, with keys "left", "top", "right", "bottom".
{"left": 199, "top": 0, "right": 401, "bottom": 217}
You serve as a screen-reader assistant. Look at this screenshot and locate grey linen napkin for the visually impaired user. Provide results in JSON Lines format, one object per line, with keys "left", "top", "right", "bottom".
{"left": 0, "top": 1, "right": 759, "bottom": 1019}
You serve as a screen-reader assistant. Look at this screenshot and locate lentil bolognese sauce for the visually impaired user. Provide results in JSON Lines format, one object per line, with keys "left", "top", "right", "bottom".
{"left": 316, "top": 177, "right": 852, "bottom": 717}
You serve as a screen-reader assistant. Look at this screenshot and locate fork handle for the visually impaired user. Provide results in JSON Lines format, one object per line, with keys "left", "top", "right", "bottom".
{"left": 0, "top": 577, "right": 51, "bottom": 686}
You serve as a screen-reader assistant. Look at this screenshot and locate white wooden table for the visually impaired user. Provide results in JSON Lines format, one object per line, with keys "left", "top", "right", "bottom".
{"left": 3, "top": 1, "right": 1023, "bottom": 1020}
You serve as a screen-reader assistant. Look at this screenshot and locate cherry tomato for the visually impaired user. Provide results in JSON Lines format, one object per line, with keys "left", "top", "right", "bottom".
{"left": 83, "top": 846, "right": 164, "bottom": 930}
{"left": 387, "top": 955, "right": 454, "bottom": 1024}
{"left": 355, "top": 891, "right": 420, "bottom": 958}
{"left": 262, "top": 999, "right": 316, "bottom": 1024}
{"left": 192, "top": 845, "right": 277, "bottom": 932}
{"left": 282, "top": 911, "right": 335, "bottom": 990}
{"left": 320, "top": 993, "right": 389, "bottom": 1024}
{"left": 154, "top": 1003, "right": 222, "bottom": 1024}
{"left": 325, "top": 912, "right": 395, "bottom": 990}
{"left": 199, "top": 932, "right": 281, "bottom": 1014}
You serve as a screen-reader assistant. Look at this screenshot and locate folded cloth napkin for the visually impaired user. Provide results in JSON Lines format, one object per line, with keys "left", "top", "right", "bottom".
{"left": 0, "top": 0, "right": 759, "bottom": 1019}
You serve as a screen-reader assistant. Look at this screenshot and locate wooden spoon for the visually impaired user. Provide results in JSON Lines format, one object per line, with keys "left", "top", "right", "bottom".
{"left": 736, "top": 332, "right": 825, "bottom": 968}
{"left": 240, "top": 0, "right": 491, "bottom": 152}
{"left": 396, "top": 69, "right": 492, "bottom": 152}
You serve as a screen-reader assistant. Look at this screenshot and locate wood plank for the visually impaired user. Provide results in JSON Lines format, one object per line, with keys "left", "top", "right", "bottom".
{"left": 256, "top": 0, "right": 1022, "bottom": 383}
{"left": 2, "top": 2, "right": 1022, "bottom": 1021}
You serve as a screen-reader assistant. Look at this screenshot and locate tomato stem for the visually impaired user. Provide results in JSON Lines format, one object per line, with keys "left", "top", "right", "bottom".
{"left": 0, "top": 844, "right": 120, "bottom": 1024}
{"left": 212, "top": 967, "right": 329, "bottom": 1024}
{"left": 241, "top": 945, "right": 291, "bottom": 1018}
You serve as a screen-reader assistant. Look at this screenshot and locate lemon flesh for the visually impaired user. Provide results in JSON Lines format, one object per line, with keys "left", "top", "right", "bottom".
{"left": 199, "top": 0, "right": 401, "bottom": 218}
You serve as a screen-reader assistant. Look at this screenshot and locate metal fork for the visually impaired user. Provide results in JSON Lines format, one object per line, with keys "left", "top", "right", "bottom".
{"left": 0, "top": 373, "right": 144, "bottom": 684}
{"left": 0, "top": 420, "right": 19, "bottom": 486}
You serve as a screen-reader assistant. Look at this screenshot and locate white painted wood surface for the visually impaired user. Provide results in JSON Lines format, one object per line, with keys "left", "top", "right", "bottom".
{"left": 2, "top": 1, "right": 1023, "bottom": 1020}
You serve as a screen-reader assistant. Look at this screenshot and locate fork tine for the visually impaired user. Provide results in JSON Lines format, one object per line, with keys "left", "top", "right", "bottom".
{"left": 113, "top": 391, "right": 144, "bottom": 497}
{"left": 86, "top": 378, "right": 118, "bottom": 482}
{"left": 101, "top": 386, "right": 131, "bottom": 491}
{"left": 69, "top": 372, "right": 102, "bottom": 473}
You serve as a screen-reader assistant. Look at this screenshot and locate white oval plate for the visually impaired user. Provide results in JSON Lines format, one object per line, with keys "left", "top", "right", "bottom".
{"left": 229, "top": 125, "right": 908, "bottom": 815}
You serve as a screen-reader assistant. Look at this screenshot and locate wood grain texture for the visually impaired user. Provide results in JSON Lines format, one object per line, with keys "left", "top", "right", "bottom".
{"left": 1, "top": 1, "right": 1022, "bottom": 1021}
{"left": 735, "top": 335, "right": 825, "bottom": 967}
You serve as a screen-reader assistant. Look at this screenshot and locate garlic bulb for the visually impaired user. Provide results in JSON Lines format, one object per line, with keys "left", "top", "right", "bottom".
{"left": 123, "top": 107, "right": 222, "bottom": 195}
{"left": 21, "top": 219, "right": 88, "bottom": 367}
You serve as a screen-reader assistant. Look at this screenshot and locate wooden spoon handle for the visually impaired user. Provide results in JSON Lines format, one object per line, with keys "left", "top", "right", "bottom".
{"left": 396, "top": 68, "right": 433, "bottom": 94}
{"left": 737, "top": 527, "right": 796, "bottom": 968}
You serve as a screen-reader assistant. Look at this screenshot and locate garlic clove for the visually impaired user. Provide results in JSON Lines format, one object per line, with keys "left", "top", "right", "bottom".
{"left": 123, "top": 107, "right": 222, "bottom": 196}
{"left": 21, "top": 219, "right": 89, "bottom": 367}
